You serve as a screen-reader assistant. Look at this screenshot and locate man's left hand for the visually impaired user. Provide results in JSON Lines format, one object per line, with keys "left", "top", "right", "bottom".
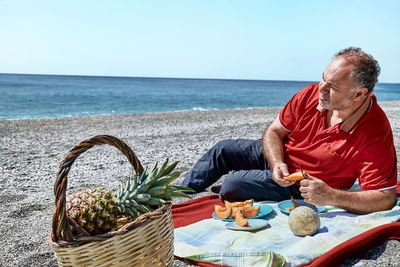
{"left": 299, "top": 175, "right": 333, "bottom": 206}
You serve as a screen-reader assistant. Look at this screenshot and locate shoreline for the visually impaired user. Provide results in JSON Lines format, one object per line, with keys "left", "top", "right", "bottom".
{"left": 0, "top": 102, "right": 399, "bottom": 266}
{"left": 2, "top": 99, "right": 400, "bottom": 122}
{"left": 1, "top": 105, "right": 280, "bottom": 122}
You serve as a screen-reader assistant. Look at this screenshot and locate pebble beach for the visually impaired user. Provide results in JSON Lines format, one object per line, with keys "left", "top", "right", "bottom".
{"left": 1, "top": 102, "right": 399, "bottom": 267}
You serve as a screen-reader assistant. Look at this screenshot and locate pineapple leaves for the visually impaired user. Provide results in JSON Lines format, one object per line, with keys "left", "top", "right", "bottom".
{"left": 158, "top": 160, "right": 179, "bottom": 177}
{"left": 136, "top": 193, "right": 151, "bottom": 203}
{"left": 147, "top": 197, "right": 167, "bottom": 206}
{"left": 156, "top": 159, "right": 169, "bottom": 177}
{"left": 151, "top": 171, "right": 181, "bottom": 187}
{"left": 115, "top": 158, "right": 192, "bottom": 220}
{"left": 170, "top": 185, "right": 195, "bottom": 192}
{"left": 162, "top": 191, "right": 192, "bottom": 199}
{"left": 147, "top": 186, "right": 167, "bottom": 196}
{"left": 137, "top": 168, "right": 148, "bottom": 184}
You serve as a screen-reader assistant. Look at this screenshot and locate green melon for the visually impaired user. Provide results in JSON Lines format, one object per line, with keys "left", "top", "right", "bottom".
{"left": 288, "top": 206, "right": 320, "bottom": 236}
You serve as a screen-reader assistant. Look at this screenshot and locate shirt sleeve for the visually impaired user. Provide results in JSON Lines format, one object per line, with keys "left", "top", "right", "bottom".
{"left": 357, "top": 124, "right": 397, "bottom": 191}
{"left": 279, "top": 84, "right": 315, "bottom": 132}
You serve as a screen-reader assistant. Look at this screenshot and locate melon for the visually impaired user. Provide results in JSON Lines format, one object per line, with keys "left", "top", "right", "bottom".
{"left": 230, "top": 207, "right": 239, "bottom": 219}
{"left": 235, "top": 210, "right": 248, "bottom": 227}
{"left": 288, "top": 206, "right": 320, "bottom": 236}
{"left": 224, "top": 199, "right": 254, "bottom": 218}
{"left": 225, "top": 199, "right": 253, "bottom": 208}
{"left": 283, "top": 171, "right": 304, "bottom": 181}
{"left": 214, "top": 205, "right": 232, "bottom": 219}
{"left": 231, "top": 207, "right": 246, "bottom": 219}
{"left": 242, "top": 206, "right": 260, "bottom": 218}
{"left": 291, "top": 196, "right": 301, "bottom": 208}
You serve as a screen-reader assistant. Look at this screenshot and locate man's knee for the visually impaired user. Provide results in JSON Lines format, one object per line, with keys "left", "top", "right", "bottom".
{"left": 209, "top": 139, "right": 252, "bottom": 162}
{"left": 219, "top": 171, "right": 247, "bottom": 201}
{"left": 211, "top": 139, "right": 236, "bottom": 154}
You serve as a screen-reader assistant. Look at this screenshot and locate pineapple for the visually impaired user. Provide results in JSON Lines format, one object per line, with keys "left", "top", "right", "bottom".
{"left": 66, "top": 159, "right": 193, "bottom": 235}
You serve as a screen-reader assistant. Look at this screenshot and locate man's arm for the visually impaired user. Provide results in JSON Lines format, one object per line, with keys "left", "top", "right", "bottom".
{"left": 262, "top": 117, "right": 294, "bottom": 187}
{"left": 300, "top": 175, "right": 397, "bottom": 213}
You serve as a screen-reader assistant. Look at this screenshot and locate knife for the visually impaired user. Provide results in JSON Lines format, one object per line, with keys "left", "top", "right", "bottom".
{"left": 297, "top": 159, "right": 306, "bottom": 179}
{"left": 297, "top": 159, "right": 317, "bottom": 210}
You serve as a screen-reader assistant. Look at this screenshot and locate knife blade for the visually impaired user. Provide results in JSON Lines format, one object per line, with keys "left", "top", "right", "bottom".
{"left": 297, "top": 159, "right": 306, "bottom": 179}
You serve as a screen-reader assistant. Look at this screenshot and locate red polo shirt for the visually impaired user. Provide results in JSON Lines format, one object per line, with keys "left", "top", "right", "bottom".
{"left": 279, "top": 83, "right": 397, "bottom": 191}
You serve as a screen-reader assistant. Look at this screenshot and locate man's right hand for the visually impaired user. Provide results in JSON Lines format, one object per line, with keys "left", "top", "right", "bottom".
{"left": 272, "top": 162, "right": 296, "bottom": 187}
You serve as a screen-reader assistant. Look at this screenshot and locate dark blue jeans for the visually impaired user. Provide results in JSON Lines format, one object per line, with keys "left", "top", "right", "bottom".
{"left": 181, "top": 139, "right": 302, "bottom": 202}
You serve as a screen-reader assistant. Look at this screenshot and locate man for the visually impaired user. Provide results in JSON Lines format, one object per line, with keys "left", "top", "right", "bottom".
{"left": 181, "top": 47, "right": 397, "bottom": 214}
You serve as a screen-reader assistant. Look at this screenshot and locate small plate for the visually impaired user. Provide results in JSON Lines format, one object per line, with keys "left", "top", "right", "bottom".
{"left": 225, "top": 219, "right": 269, "bottom": 231}
{"left": 212, "top": 204, "right": 273, "bottom": 222}
{"left": 278, "top": 199, "right": 327, "bottom": 215}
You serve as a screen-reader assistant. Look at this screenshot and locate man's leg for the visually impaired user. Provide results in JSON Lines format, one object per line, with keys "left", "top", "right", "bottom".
{"left": 219, "top": 169, "right": 302, "bottom": 202}
{"left": 181, "top": 139, "right": 267, "bottom": 193}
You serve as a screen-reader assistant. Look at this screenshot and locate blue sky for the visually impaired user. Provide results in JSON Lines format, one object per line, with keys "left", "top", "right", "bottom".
{"left": 0, "top": 0, "right": 399, "bottom": 82}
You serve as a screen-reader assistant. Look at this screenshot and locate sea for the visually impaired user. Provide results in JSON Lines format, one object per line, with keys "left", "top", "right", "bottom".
{"left": 1, "top": 73, "right": 400, "bottom": 120}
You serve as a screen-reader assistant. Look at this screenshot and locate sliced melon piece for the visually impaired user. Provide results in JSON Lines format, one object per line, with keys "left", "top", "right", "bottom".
{"left": 224, "top": 200, "right": 232, "bottom": 208}
{"left": 283, "top": 172, "right": 304, "bottom": 181}
{"left": 235, "top": 210, "right": 248, "bottom": 227}
{"left": 231, "top": 207, "right": 243, "bottom": 219}
{"left": 230, "top": 199, "right": 254, "bottom": 208}
{"left": 242, "top": 206, "right": 260, "bottom": 218}
{"left": 214, "top": 205, "right": 232, "bottom": 219}
{"left": 291, "top": 196, "right": 301, "bottom": 208}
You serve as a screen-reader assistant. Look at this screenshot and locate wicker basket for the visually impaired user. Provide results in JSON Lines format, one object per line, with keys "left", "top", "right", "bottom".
{"left": 49, "top": 135, "right": 174, "bottom": 267}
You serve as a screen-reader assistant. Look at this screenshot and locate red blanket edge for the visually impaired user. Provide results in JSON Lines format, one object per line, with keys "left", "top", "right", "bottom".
{"left": 172, "top": 181, "right": 400, "bottom": 267}
{"left": 303, "top": 221, "right": 400, "bottom": 266}
{"left": 305, "top": 180, "right": 400, "bottom": 266}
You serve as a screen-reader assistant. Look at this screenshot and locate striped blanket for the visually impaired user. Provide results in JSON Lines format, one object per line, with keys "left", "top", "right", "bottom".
{"left": 174, "top": 198, "right": 400, "bottom": 267}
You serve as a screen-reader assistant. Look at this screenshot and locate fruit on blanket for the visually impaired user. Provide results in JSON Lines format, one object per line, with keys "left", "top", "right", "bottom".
{"left": 235, "top": 210, "right": 248, "bottom": 227}
{"left": 242, "top": 206, "right": 260, "bottom": 218}
{"left": 291, "top": 196, "right": 301, "bottom": 207}
{"left": 214, "top": 205, "right": 232, "bottom": 219}
{"left": 231, "top": 210, "right": 239, "bottom": 219}
{"left": 225, "top": 199, "right": 254, "bottom": 208}
{"left": 288, "top": 206, "right": 320, "bottom": 236}
{"left": 290, "top": 196, "right": 317, "bottom": 212}
{"left": 283, "top": 171, "right": 304, "bottom": 181}
{"left": 66, "top": 159, "right": 192, "bottom": 235}
{"left": 225, "top": 200, "right": 254, "bottom": 218}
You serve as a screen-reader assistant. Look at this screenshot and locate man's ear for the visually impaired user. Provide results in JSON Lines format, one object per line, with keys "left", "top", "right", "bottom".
{"left": 354, "top": 87, "right": 369, "bottom": 100}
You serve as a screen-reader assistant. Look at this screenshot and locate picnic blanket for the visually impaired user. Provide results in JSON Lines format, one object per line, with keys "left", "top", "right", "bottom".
{"left": 172, "top": 183, "right": 400, "bottom": 267}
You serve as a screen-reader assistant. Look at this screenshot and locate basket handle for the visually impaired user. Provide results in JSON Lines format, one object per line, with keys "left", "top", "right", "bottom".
{"left": 51, "top": 135, "right": 144, "bottom": 242}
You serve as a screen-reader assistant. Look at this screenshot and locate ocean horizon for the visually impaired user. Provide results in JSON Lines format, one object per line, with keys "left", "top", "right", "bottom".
{"left": 1, "top": 73, "right": 400, "bottom": 121}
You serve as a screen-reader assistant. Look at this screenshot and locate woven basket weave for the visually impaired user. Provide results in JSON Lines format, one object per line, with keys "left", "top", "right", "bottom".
{"left": 49, "top": 135, "right": 174, "bottom": 267}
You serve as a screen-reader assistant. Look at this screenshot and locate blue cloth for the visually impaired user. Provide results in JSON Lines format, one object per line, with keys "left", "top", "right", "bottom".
{"left": 181, "top": 139, "right": 301, "bottom": 201}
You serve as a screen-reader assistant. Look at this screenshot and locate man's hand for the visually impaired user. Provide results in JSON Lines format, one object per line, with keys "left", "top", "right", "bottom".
{"left": 299, "top": 174, "right": 333, "bottom": 205}
{"left": 263, "top": 117, "right": 292, "bottom": 187}
{"left": 272, "top": 162, "right": 296, "bottom": 187}
{"left": 300, "top": 175, "right": 397, "bottom": 213}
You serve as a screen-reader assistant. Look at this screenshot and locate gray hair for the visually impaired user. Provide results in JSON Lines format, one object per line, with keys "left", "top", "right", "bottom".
{"left": 334, "top": 47, "right": 380, "bottom": 93}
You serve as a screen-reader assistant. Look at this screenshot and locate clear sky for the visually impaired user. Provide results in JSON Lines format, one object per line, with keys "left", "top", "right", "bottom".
{"left": 0, "top": 0, "right": 399, "bottom": 83}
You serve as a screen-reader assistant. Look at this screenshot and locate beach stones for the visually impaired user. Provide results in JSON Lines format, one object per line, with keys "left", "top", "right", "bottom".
{"left": 288, "top": 206, "right": 320, "bottom": 236}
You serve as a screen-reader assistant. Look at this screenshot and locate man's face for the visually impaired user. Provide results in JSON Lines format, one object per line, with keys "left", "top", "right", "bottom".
{"left": 318, "top": 56, "right": 358, "bottom": 111}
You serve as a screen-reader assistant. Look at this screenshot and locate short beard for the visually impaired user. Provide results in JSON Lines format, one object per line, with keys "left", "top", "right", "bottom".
{"left": 319, "top": 89, "right": 354, "bottom": 110}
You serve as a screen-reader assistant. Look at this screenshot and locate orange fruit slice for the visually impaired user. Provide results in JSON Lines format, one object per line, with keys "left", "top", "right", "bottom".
{"left": 283, "top": 171, "right": 304, "bottom": 181}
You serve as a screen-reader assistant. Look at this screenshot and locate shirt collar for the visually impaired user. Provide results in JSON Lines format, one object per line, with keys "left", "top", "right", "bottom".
{"left": 316, "top": 95, "right": 372, "bottom": 133}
